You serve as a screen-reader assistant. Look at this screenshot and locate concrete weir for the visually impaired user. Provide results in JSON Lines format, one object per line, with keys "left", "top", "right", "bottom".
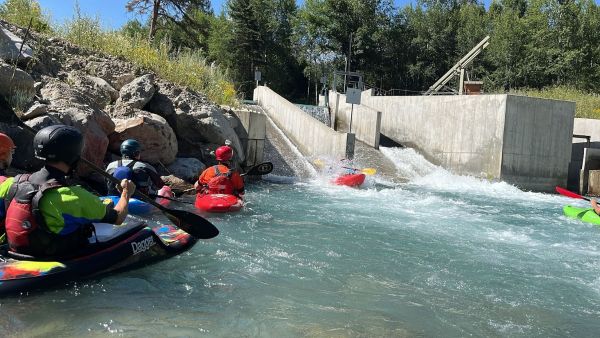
{"left": 254, "top": 86, "right": 355, "bottom": 160}
{"left": 355, "top": 90, "right": 575, "bottom": 192}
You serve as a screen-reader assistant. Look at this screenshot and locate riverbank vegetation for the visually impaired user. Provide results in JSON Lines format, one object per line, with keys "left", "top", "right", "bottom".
{"left": 0, "top": 0, "right": 237, "bottom": 106}
{"left": 1, "top": 0, "right": 600, "bottom": 117}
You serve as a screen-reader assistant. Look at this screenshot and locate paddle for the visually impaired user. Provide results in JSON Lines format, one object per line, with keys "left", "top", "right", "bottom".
{"left": 150, "top": 193, "right": 194, "bottom": 205}
{"left": 0, "top": 99, "right": 219, "bottom": 239}
{"left": 556, "top": 186, "right": 592, "bottom": 202}
{"left": 173, "top": 161, "right": 274, "bottom": 197}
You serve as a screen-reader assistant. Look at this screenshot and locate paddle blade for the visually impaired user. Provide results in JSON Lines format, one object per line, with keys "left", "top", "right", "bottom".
{"left": 163, "top": 209, "right": 219, "bottom": 239}
{"left": 313, "top": 159, "right": 325, "bottom": 168}
{"left": 361, "top": 168, "right": 377, "bottom": 175}
{"left": 246, "top": 162, "right": 273, "bottom": 176}
{"left": 556, "top": 186, "right": 587, "bottom": 200}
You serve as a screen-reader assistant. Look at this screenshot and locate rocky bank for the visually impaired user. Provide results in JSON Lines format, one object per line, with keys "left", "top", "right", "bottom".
{"left": 0, "top": 20, "right": 247, "bottom": 192}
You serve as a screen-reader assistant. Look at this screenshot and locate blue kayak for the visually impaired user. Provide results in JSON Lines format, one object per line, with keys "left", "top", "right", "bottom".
{"left": 100, "top": 186, "right": 174, "bottom": 216}
{"left": 100, "top": 196, "right": 153, "bottom": 215}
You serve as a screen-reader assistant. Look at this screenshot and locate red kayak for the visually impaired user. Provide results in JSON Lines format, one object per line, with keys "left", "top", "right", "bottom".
{"left": 194, "top": 193, "right": 244, "bottom": 213}
{"left": 333, "top": 173, "right": 366, "bottom": 187}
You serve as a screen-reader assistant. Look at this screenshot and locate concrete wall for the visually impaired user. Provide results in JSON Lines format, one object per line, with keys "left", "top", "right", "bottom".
{"left": 253, "top": 86, "right": 354, "bottom": 159}
{"left": 233, "top": 107, "right": 266, "bottom": 168}
{"left": 361, "top": 91, "right": 575, "bottom": 192}
{"left": 362, "top": 91, "right": 507, "bottom": 178}
{"left": 501, "top": 95, "right": 574, "bottom": 191}
{"left": 328, "top": 90, "right": 381, "bottom": 149}
{"left": 569, "top": 118, "right": 600, "bottom": 191}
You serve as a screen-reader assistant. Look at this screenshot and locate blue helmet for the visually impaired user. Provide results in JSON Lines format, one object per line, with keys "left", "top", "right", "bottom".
{"left": 120, "top": 139, "right": 141, "bottom": 158}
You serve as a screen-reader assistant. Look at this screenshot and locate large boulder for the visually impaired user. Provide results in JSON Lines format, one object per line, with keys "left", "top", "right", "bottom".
{"left": 113, "top": 111, "right": 178, "bottom": 165}
{"left": 172, "top": 88, "right": 244, "bottom": 163}
{"left": 83, "top": 58, "right": 137, "bottom": 90}
{"left": 116, "top": 74, "right": 156, "bottom": 109}
{"left": 39, "top": 79, "right": 115, "bottom": 176}
{"left": 67, "top": 72, "right": 119, "bottom": 110}
{"left": 0, "top": 61, "right": 34, "bottom": 101}
{"left": 0, "top": 27, "right": 33, "bottom": 64}
{"left": 166, "top": 157, "right": 206, "bottom": 182}
{"left": 40, "top": 79, "right": 115, "bottom": 135}
{"left": 143, "top": 79, "right": 177, "bottom": 129}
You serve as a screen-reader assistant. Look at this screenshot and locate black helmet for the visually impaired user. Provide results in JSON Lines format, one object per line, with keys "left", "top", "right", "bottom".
{"left": 120, "top": 139, "right": 141, "bottom": 158}
{"left": 34, "top": 125, "right": 84, "bottom": 166}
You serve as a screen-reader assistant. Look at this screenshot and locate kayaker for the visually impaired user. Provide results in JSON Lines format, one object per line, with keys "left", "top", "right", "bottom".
{"left": 0, "top": 132, "right": 16, "bottom": 239}
{"left": 106, "top": 139, "right": 164, "bottom": 195}
{"left": 3, "top": 125, "right": 136, "bottom": 258}
{"left": 195, "top": 145, "right": 245, "bottom": 197}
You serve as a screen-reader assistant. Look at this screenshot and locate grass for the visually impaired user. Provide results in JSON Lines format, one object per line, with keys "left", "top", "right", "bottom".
{"left": 509, "top": 86, "right": 600, "bottom": 119}
{"left": 1, "top": 3, "right": 238, "bottom": 106}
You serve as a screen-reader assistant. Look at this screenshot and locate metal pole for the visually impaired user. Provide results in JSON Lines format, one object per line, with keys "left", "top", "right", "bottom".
{"left": 349, "top": 104, "right": 354, "bottom": 133}
{"left": 348, "top": 32, "right": 352, "bottom": 73}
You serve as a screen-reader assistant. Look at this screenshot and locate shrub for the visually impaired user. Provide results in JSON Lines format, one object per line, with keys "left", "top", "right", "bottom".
{"left": 0, "top": 0, "right": 52, "bottom": 33}
{"left": 510, "top": 86, "right": 600, "bottom": 119}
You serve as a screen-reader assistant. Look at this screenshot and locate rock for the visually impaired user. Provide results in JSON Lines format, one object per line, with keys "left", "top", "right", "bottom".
{"left": 0, "top": 27, "right": 33, "bottom": 64}
{"left": 39, "top": 79, "right": 115, "bottom": 175}
{"left": 40, "top": 78, "right": 115, "bottom": 135}
{"left": 0, "top": 61, "right": 34, "bottom": 100}
{"left": 166, "top": 157, "right": 206, "bottom": 182}
{"left": 22, "top": 102, "right": 48, "bottom": 120}
{"left": 40, "top": 112, "right": 110, "bottom": 177}
{"left": 113, "top": 111, "right": 178, "bottom": 165}
{"left": 83, "top": 59, "right": 136, "bottom": 90}
{"left": 161, "top": 174, "right": 192, "bottom": 192}
{"left": 116, "top": 74, "right": 155, "bottom": 109}
{"left": 67, "top": 72, "right": 119, "bottom": 109}
{"left": 175, "top": 104, "right": 245, "bottom": 163}
{"left": 144, "top": 81, "right": 176, "bottom": 128}
{"left": 0, "top": 121, "right": 40, "bottom": 171}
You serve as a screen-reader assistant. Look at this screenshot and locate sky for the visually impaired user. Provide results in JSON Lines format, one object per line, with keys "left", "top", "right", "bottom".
{"left": 17, "top": 0, "right": 600, "bottom": 31}
{"left": 31, "top": 0, "right": 417, "bottom": 30}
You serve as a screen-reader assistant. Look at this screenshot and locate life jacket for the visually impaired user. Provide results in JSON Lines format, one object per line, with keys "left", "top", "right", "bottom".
{"left": 4, "top": 173, "right": 93, "bottom": 258}
{"left": 207, "top": 166, "right": 234, "bottom": 195}
{"left": 0, "top": 175, "right": 8, "bottom": 236}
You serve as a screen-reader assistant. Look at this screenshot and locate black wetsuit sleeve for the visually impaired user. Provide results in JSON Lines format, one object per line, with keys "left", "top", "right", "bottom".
{"left": 102, "top": 205, "right": 119, "bottom": 224}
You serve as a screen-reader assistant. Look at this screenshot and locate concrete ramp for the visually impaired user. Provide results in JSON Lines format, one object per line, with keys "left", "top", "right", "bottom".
{"left": 254, "top": 86, "right": 355, "bottom": 160}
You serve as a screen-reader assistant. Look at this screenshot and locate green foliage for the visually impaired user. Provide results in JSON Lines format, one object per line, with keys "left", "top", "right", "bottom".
{"left": 0, "top": 0, "right": 51, "bottom": 33}
{"left": 510, "top": 86, "right": 600, "bottom": 119}
{"left": 56, "top": 5, "right": 236, "bottom": 106}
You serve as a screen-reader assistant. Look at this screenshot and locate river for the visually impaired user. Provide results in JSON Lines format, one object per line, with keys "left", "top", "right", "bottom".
{"left": 1, "top": 147, "right": 600, "bottom": 337}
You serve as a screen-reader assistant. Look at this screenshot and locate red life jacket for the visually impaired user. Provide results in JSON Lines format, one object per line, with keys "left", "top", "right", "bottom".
{"left": 4, "top": 172, "right": 92, "bottom": 258}
{"left": 207, "top": 166, "right": 235, "bottom": 195}
{"left": 0, "top": 175, "right": 8, "bottom": 235}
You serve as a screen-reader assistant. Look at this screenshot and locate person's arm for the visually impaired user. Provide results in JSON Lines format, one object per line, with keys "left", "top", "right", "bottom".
{"left": 592, "top": 199, "right": 600, "bottom": 215}
{"left": 113, "top": 179, "right": 135, "bottom": 225}
{"left": 232, "top": 172, "right": 245, "bottom": 197}
{"left": 196, "top": 169, "right": 209, "bottom": 193}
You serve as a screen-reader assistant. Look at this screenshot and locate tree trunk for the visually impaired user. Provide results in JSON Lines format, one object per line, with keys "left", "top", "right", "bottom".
{"left": 149, "top": 0, "right": 161, "bottom": 41}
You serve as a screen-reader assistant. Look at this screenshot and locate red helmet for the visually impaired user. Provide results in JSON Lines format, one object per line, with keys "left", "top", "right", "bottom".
{"left": 215, "top": 145, "right": 233, "bottom": 161}
{"left": 0, "top": 133, "right": 15, "bottom": 157}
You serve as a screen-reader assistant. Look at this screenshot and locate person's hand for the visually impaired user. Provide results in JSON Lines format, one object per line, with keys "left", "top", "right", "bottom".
{"left": 120, "top": 179, "right": 136, "bottom": 198}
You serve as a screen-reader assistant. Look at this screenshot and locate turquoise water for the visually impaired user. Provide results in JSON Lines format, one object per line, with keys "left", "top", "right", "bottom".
{"left": 2, "top": 148, "right": 600, "bottom": 337}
